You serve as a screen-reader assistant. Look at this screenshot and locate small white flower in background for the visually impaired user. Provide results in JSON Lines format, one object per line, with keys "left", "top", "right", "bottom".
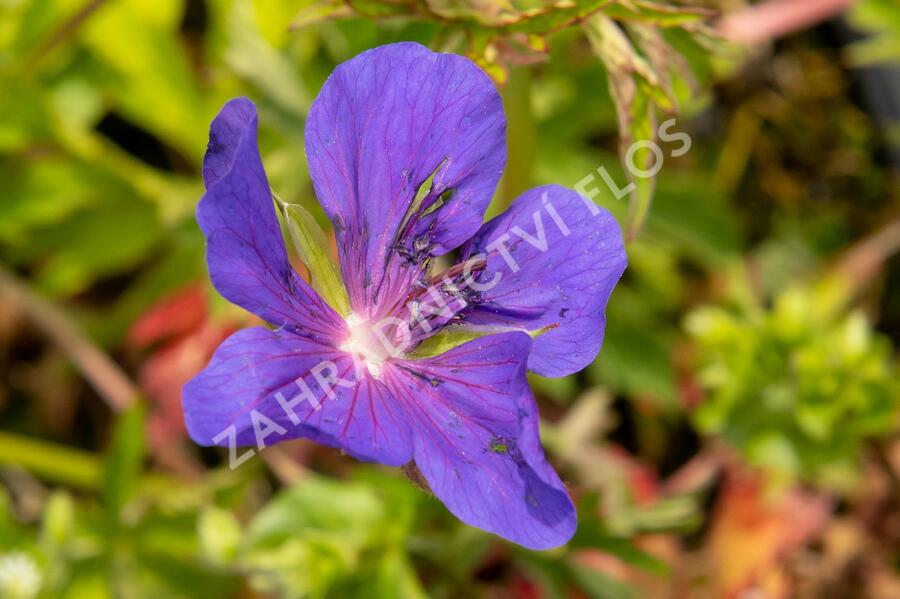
{"left": 0, "top": 552, "right": 41, "bottom": 599}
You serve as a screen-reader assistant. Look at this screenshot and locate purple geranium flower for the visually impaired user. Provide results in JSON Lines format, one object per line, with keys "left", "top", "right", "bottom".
{"left": 183, "top": 43, "right": 626, "bottom": 550}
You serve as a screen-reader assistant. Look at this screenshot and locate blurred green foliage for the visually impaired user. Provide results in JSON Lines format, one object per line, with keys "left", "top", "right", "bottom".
{"left": 688, "top": 279, "right": 899, "bottom": 489}
{"left": 848, "top": 0, "right": 900, "bottom": 65}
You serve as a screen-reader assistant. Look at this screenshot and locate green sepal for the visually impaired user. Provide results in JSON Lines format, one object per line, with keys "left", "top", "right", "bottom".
{"left": 282, "top": 202, "right": 351, "bottom": 317}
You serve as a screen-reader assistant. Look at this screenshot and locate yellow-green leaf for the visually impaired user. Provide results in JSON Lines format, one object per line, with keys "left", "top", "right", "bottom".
{"left": 283, "top": 203, "right": 351, "bottom": 316}
{"left": 408, "top": 326, "right": 490, "bottom": 358}
{"left": 585, "top": 15, "right": 660, "bottom": 241}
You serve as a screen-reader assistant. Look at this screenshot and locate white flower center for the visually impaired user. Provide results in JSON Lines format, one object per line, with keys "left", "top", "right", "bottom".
{"left": 339, "top": 314, "right": 389, "bottom": 378}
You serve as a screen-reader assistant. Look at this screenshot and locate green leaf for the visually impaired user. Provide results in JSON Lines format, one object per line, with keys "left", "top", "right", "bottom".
{"left": 568, "top": 563, "right": 638, "bottom": 599}
{"left": 649, "top": 174, "right": 742, "bottom": 265}
{"left": 41, "top": 491, "right": 75, "bottom": 551}
{"left": 369, "top": 549, "right": 428, "bottom": 599}
{"left": 601, "top": 0, "right": 716, "bottom": 27}
{"left": 847, "top": 0, "right": 900, "bottom": 66}
{"left": 290, "top": 0, "right": 352, "bottom": 30}
{"left": 246, "top": 476, "right": 383, "bottom": 548}
{"left": 407, "top": 326, "right": 490, "bottom": 358}
{"left": 528, "top": 372, "right": 579, "bottom": 402}
{"left": 126, "top": 548, "right": 240, "bottom": 599}
{"left": 502, "top": 0, "right": 613, "bottom": 34}
{"left": 80, "top": 0, "right": 209, "bottom": 157}
{"left": 595, "top": 536, "right": 669, "bottom": 575}
{"left": 0, "top": 432, "right": 101, "bottom": 489}
{"left": 0, "top": 488, "right": 17, "bottom": 547}
{"left": 282, "top": 202, "right": 351, "bottom": 316}
{"left": 198, "top": 507, "right": 243, "bottom": 566}
{"left": 102, "top": 402, "right": 146, "bottom": 522}
{"left": 570, "top": 531, "right": 668, "bottom": 575}
{"left": 27, "top": 200, "right": 163, "bottom": 297}
{"left": 585, "top": 15, "right": 662, "bottom": 241}
{"left": 244, "top": 476, "right": 387, "bottom": 597}
{"left": 224, "top": 0, "right": 310, "bottom": 130}
{"left": 0, "top": 159, "right": 132, "bottom": 246}
{"left": 629, "top": 495, "right": 702, "bottom": 532}
{"left": 590, "top": 319, "right": 677, "bottom": 410}
{"left": 347, "top": 0, "right": 416, "bottom": 19}
{"left": 571, "top": 494, "right": 676, "bottom": 573}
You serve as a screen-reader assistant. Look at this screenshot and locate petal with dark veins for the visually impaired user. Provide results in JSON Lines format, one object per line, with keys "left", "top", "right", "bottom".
{"left": 198, "top": 98, "right": 344, "bottom": 340}
{"left": 183, "top": 326, "right": 414, "bottom": 466}
{"left": 461, "top": 185, "right": 626, "bottom": 377}
{"left": 305, "top": 43, "right": 506, "bottom": 318}
{"left": 386, "top": 332, "right": 576, "bottom": 549}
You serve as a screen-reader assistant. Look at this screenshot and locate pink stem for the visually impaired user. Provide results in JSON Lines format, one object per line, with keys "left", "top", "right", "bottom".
{"left": 718, "top": 0, "right": 858, "bottom": 44}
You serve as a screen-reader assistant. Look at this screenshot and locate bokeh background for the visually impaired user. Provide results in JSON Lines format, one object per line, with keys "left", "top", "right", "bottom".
{"left": 1, "top": 0, "right": 899, "bottom": 597}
